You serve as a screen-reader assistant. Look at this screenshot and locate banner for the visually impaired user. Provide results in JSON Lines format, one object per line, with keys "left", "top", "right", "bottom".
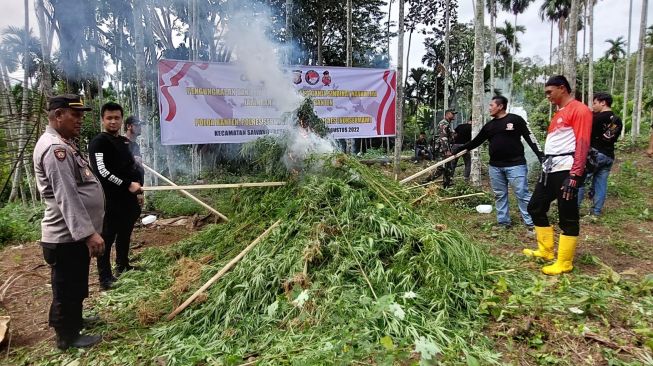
{"left": 158, "top": 60, "right": 396, "bottom": 145}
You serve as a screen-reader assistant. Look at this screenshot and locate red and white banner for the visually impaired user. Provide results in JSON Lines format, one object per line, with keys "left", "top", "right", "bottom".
{"left": 158, "top": 60, "right": 396, "bottom": 145}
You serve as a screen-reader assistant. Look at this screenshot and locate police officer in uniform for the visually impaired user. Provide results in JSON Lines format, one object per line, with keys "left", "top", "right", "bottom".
{"left": 33, "top": 94, "right": 105, "bottom": 350}
{"left": 89, "top": 102, "right": 143, "bottom": 290}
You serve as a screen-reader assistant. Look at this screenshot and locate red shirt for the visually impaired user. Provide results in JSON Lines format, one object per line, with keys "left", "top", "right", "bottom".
{"left": 543, "top": 99, "right": 593, "bottom": 176}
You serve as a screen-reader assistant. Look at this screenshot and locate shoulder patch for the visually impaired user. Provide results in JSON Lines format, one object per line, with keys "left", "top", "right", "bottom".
{"left": 53, "top": 148, "right": 67, "bottom": 161}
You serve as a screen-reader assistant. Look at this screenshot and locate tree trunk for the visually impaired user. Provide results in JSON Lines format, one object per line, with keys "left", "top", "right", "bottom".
{"left": 393, "top": 0, "right": 405, "bottom": 179}
{"left": 404, "top": 29, "right": 413, "bottom": 87}
{"left": 346, "top": 0, "right": 353, "bottom": 154}
{"left": 443, "top": 0, "right": 451, "bottom": 111}
{"left": 631, "top": 0, "right": 648, "bottom": 140}
{"left": 581, "top": 2, "right": 586, "bottom": 104}
{"left": 13, "top": 0, "right": 31, "bottom": 203}
{"left": 386, "top": 0, "right": 393, "bottom": 60}
{"left": 470, "top": 0, "right": 485, "bottom": 186}
{"left": 317, "top": 10, "right": 323, "bottom": 65}
{"left": 587, "top": 0, "right": 594, "bottom": 107}
{"left": 35, "top": 0, "right": 53, "bottom": 97}
{"left": 549, "top": 20, "right": 554, "bottom": 120}
{"left": 610, "top": 63, "right": 616, "bottom": 94}
{"left": 565, "top": 0, "right": 580, "bottom": 93}
{"left": 133, "top": 1, "right": 150, "bottom": 185}
{"left": 286, "top": 0, "right": 293, "bottom": 63}
{"left": 507, "top": 13, "right": 518, "bottom": 108}
{"left": 489, "top": 0, "right": 496, "bottom": 94}
{"left": 622, "top": 0, "right": 633, "bottom": 137}
{"left": 558, "top": 18, "right": 566, "bottom": 73}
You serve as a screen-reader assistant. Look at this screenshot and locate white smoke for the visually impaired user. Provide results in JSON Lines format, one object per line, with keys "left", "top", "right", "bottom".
{"left": 282, "top": 127, "right": 339, "bottom": 171}
{"left": 225, "top": 11, "right": 303, "bottom": 113}
{"left": 225, "top": 8, "right": 337, "bottom": 171}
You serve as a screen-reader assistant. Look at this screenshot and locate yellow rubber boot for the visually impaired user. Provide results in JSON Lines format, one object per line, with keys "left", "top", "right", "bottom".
{"left": 522, "top": 226, "right": 554, "bottom": 260}
{"left": 542, "top": 235, "right": 578, "bottom": 275}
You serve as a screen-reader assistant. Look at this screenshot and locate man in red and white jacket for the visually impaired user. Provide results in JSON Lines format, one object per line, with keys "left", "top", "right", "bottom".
{"left": 524, "top": 75, "right": 593, "bottom": 275}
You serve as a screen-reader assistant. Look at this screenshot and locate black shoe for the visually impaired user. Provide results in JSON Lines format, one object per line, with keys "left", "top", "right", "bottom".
{"left": 116, "top": 264, "right": 141, "bottom": 275}
{"left": 99, "top": 280, "right": 117, "bottom": 291}
{"left": 57, "top": 334, "right": 102, "bottom": 350}
{"left": 82, "top": 316, "right": 101, "bottom": 329}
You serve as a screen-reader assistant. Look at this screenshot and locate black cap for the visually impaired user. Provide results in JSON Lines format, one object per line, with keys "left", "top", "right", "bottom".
{"left": 125, "top": 116, "right": 142, "bottom": 126}
{"left": 48, "top": 94, "right": 92, "bottom": 111}
{"left": 445, "top": 109, "right": 458, "bottom": 114}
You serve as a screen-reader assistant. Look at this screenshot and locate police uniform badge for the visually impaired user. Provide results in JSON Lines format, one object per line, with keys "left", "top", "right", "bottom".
{"left": 54, "top": 148, "right": 67, "bottom": 161}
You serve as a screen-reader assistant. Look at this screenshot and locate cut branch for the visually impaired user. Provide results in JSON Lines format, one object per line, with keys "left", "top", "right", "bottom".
{"left": 143, "top": 182, "right": 286, "bottom": 191}
{"left": 400, "top": 150, "right": 468, "bottom": 185}
{"left": 166, "top": 220, "right": 282, "bottom": 320}
{"left": 142, "top": 163, "right": 229, "bottom": 222}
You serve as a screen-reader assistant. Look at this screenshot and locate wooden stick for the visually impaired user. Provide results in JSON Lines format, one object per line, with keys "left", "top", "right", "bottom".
{"left": 436, "top": 192, "right": 485, "bottom": 202}
{"left": 166, "top": 220, "right": 281, "bottom": 320}
{"left": 486, "top": 269, "right": 516, "bottom": 275}
{"left": 406, "top": 179, "right": 443, "bottom": 190}
{"left": 142, "top": 164, "right": 229, "bottom": 222}
{"left": 411, "top": 191, "right": 436, "bottom": 205}
{"left": 143, "top": 182, "right": 286, "bottom": 191}
{"left": 399, "top": 150, "right": 468, "bottom": 185}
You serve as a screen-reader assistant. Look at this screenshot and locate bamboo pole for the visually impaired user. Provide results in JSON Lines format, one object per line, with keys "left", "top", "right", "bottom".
{"left": 436, "top": 192, "right": 485, "bottom": 202}
{"left": 142, "top": 163, "right": 229, "bottom": 222}
{"left": 166, "top": 220, "right": 282, "bottom": 320}
{"left": 143, "top": 182, "right": 286, "bottom": 191}
{"left": 399, "top": 150, "right": 468, "bottom": 185}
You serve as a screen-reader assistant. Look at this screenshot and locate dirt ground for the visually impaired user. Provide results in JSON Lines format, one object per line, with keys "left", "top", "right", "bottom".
{"left": 0, "top": 224, "right": 193, "bottom": 350}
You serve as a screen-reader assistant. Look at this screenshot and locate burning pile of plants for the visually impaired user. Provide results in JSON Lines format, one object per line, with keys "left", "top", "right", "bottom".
{"left": 93, "top": 142, "right": 494, "bottom": 365}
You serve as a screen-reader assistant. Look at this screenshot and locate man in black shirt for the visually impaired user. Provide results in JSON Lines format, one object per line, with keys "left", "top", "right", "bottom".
{"left": 578, "top": 92, "right": 622, "bottom": 216}
{"left": 454, "top": 96, "right": 544, "bottom": 229}
{"left": 125, "top": 116, "right": 145, "bottom": 207}
{"left": 89, "top": 103, "right": 143, "bottom": 290}
{"left": 452, "top": 119, "right": 472, "bottom": 181}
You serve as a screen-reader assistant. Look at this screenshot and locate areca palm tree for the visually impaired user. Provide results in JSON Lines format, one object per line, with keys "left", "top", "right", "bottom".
{"left": 604, "top": 36, "right": 626, "bottom": 93}
{"left": 565, "top": 0, "right": 580, "bottom": 92}
{"left": 1, "top": 25, "right": 41, "bottom": 203}
{"left": 498, "top": 0, "right": 534, "bottom": 106}
{"left": 622, "top": 0, "right": 633, "bottom": 132}
{"left": 631, "top": 0, "right": 648, "bottom": 140}
{"left": 486, "top": 0, "right": 498, "bottom": 92}
{"left": 471, "top": 0, "right": 485, "bottom": 185}
{"left": 539, "top": 0, "right": 570, "bottom": 72}
{"left": 495, "top": 21, "right": 525, "bottom": 78}
{"left": 394, "top": 0, "right": 405, "bottom": 178}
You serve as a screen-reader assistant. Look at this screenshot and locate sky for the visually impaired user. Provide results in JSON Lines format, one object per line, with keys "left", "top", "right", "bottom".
{"left": 0, "top": 0, "right": 651, "bottom": 79}
{"left": 389, "top": 0, "right": 652, "bottom": 69}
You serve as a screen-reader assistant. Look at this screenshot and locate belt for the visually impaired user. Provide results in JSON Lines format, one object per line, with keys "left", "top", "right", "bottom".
{"left": 541, "top": 152, "right": 575, "bottom": 186}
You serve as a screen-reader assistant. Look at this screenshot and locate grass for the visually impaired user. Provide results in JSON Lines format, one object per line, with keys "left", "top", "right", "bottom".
{"left": 0, "top": 202, "right": 43, "bottom": 247}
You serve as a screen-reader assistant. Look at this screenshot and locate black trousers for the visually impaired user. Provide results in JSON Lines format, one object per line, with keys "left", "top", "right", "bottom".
{"left": 42, "top": 242, "right": 90, "bottom": 338}
{"left": 527, "top": 170, "right": 580, "bottom": 236}
{"left": 452, "top": 143, "right": 471, "bottom": 181}
{"left": 97, "top": 196, "right": 140, "bottom": 283}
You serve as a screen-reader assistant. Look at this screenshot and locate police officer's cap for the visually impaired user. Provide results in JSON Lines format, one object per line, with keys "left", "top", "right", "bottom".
{"left": 48, "top": 94, "right": 92, "bottom": 111}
